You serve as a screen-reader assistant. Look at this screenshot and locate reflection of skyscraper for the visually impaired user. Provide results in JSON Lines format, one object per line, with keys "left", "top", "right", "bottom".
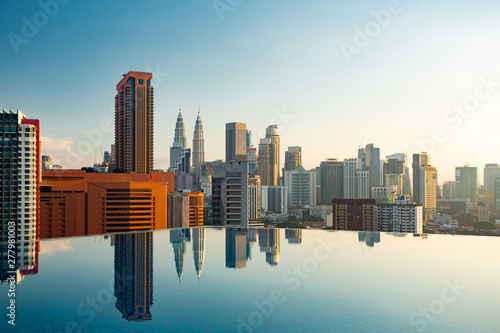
{"left": 246, "top": 228, "right": 257, "bottom": 261}
{"left": 285, "top": 229, "right": 302, "bottom": 244}
{"left": 1, "top": 242, "right": 39, "bottom": 285}
{"left": 258, "top": 229, "right": 280, "bottom": 266}
{"left": 226, "top": 228, "right": 247, "bottom": 269}
{"left": 192, "top": 228, "right": 206, "bottom": 279}
{"left": 358, "top": 232, "right": 380, "bottom": 247}
{"left": 170, "top": 229, "right": 189, "bottom": 280}
{"left": 113, "top": 232, "right": 153, "bottom": 321}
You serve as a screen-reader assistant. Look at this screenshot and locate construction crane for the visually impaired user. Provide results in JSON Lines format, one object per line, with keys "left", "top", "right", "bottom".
{"left": 458, "top": 153, "right": 474, "bottom": 167}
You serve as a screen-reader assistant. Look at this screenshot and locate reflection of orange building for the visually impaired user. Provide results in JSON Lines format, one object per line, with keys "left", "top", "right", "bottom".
{"left": 40, "top": 170, "right": 174, "bottom": 238}
{"left": 188, "top": 192, "right": 204, "bottom": 227}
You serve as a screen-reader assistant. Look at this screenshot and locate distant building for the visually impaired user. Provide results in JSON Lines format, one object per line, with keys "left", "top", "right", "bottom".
{"left": 174, "top": 108, "right": 187, "bottom": 150}
{"left": 356, "top": 169, "right": 370, "bottom": 199}
{"left": 42, "top": 155, "right": 51, "bottom": 170}
{"left": 437, "top": 199, "right": 469, "bottom": 216}
{"left": 413, "top": 153, "right": 437, "bottom": 222}
{"left": 284, "top": 146, "right": 302, "bottom": 178}
{"left": 376, "top": 196, "right": 423, "bottom": 233}
{"left": 262, "top": 186, "right": 288, "bottom": 215}
{"left": 384, "top": 153, "right": 410, "bottom": 196}
{"left": 192, "top": 111, "right": 205, "bottom": 176}
{"left": 442, "top": 181, "right": 456, "bottom": 199}
{"left": 169, "top": 142, "right": 183, "bottom": 172}
{"left": 248, "top": 175, "right": 262, "bottom": 221}
{"left": 343, "top": 158, "right": 358, "bottom": 199}
{"left": 258, "top": 125, "right": 280, "bottom": 186}
{"left": 284, "top": 166, "right": 316, "bottom": 208}
{"left": 371, "top": 186, "right": 398, "bottom": 204}
{"left": 212, "top": 160, "right": 249, "bottom": 227}
{"left": 332, "top": 199, "right": 376, "bottom": 231}
{"left": 246, "top": 147, "right": 258, "bottom": 174}
{"left": 455, "top": 166, "right": 478, "bottom": 203}
{"left": 484, "top": 164, "right": 500, "bottom": 194}
{"left": 226, "top": 122, "right": 247, "bottom": 162}
{"left": 320, "top": 159, "right": 343, "bottom": 204}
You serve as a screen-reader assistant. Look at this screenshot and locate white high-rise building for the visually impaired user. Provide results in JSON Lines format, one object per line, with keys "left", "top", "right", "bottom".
{"left": 376, "top": 196, "right": 423, "bottom": 233}
{"left": 343, "top": 158, "right": 359, "bottom": 199}
{"left": 356, "top": 170, "right": 370, "bottom": 199}
{"left": 0, "top": 109, "right": 40, "bottom": 243}
{"left": 284, "top": 167, "right": 316, "bottom": 207}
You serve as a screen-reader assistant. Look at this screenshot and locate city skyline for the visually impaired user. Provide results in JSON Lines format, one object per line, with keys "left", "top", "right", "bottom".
{"left": 2, "top": 1, "right": 500, "bottom": 182}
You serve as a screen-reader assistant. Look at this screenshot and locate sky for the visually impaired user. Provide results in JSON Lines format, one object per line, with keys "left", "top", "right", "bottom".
{"left": 1, "top": 0, "right": 500, "bottom": 183}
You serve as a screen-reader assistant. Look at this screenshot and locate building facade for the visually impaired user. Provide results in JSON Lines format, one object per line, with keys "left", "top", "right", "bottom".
{"left": 0, "top": 109, "right": 40, "bottom": 242}
{"left": 225, "top": 122, "right": 247, "bottom": 162}
{"left": 332, "top": 199, "right": 376, "bottom": 231}
{"left": 375, "top": 196, "right": 423, "bottom": 233}
{"left": 115, "top": 71, "right": 154, "bottom": 173}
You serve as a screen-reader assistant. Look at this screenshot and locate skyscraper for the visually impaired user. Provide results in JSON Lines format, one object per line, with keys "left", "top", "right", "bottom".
{"left": 212, "top": 160, "right": 249, "bottom": 227}
{"left": 174, "top": 107, "right": 187, "bottom": 150}
{"left": 246, "top": 129, "right": 252, "bottom": 149}
{"left": 320, "top": 159, "right": 343, "bottom": 205}
{"left": 412, "top": 152, "right": 430, "bottom": 204}
{"left": 343, "top": 158, "right": 358, "bottom": 199}
{"left": 284, "top": 146, "right": 302, "bottom": 173}
{"left": 225, "top": 122, "right": 247, "bottom": 162}
{"left": 0, "top": 109, "right": 40, "bottom": 242}
{"left": 115, "top": 71, "right": 154, "bottom": 174}
{"left": 420, "top": 166, "right": 437, "bottom": 222}
{"left": 284, "top": 166, "right": 316, "bottom": 207}
{"left": 258, "top": 125, "right": 280, "bottom": 186}
{"left": 443, "top": 181, "right": 456, "bottom": 199}
{"left": 192, "top": 111, "right": 205, "bottom": 176}
{"left": 484, "top": 164, "right": 500, "bottom": 194}
{"left": 455, "top": 166, "right": 478, "bottom": 203}
{"left": 365, "top": 143, "right": 382, "bottom": 189}
{"left": 384, "top": 153, "right": 410, "bottom": 196}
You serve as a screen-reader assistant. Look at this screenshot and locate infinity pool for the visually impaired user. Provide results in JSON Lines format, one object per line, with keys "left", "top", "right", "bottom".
{"left": 1, "top": 227, "right": 498, "bottom": 332}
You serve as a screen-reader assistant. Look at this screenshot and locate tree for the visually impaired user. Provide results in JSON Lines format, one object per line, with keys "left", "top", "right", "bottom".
{"left": 456, "top": 213, "right": 477, "bottom": 227}
{"left": 276, "top": 221, "right": 306, "bottom": 229}
{"left": 472, "top": 222, "right": 496, "bottom": 231}
{"left": 287, "top": 215, "right": 298, "bottom": 222}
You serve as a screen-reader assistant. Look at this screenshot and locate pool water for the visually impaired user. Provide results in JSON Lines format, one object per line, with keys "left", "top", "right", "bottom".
{"left": 1, "top": 227, "right": 498, "bottom": 332}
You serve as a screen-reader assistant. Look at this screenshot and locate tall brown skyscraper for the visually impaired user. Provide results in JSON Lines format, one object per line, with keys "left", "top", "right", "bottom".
{"left": 115, "top": 71, "right": 154, "bottom": 173}
{"left": 258, "top": 125, "right": 280, "bottom": 186}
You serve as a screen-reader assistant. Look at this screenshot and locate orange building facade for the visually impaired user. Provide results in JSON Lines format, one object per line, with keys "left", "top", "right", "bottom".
{"left": 40, "top": 170, "right": 174, "bottom": 238}
{"left": 188, "top": 192, "right": 204, "bottom": 227}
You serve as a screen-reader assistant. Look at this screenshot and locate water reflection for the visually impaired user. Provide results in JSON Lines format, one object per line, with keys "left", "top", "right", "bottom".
{"left": 258, "top": 229, "right": 280, "bottom": 266}
{"left": 358, "top": 231, "right": 380, "bottom": 248}
{"left": 112, "top": 232, "right": 153, "bottom": 322}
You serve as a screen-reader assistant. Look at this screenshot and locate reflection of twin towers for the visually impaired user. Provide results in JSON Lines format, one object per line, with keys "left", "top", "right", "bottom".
{"left": 112, "top": 228, "right": 206, "bottom": 322}
{"left": 111, "top": 227, "right": 302, "bottom": 322}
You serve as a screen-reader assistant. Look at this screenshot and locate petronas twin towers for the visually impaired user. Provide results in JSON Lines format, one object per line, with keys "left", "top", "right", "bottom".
{"left": 172, "top": 106, "right": 205, "bottom": 174}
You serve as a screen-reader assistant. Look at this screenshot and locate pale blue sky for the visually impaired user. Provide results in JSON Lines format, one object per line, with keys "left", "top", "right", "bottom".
{"left": 1, "top": 0, "right": 500, "bottom": 182}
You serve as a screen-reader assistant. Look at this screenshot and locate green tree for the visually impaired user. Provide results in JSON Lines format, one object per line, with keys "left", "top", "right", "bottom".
{"left": 456, "top": 213, "right": 477, "bottom": 227}
{"left": 472, "top": 221, "right": 496, "bottom": 231}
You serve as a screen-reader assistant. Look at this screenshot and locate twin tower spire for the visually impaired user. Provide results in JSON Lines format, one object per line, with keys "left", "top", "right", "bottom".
{"left": 172, "top": 105, "right": 205, "bottom": 173}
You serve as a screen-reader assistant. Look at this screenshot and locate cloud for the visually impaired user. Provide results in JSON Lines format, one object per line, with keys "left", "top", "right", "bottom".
{"left": 40, "top": 239, "right": 74, "bottom": 256}
{"left": 40, "top": 135, "right": 87, "bottom": 169}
